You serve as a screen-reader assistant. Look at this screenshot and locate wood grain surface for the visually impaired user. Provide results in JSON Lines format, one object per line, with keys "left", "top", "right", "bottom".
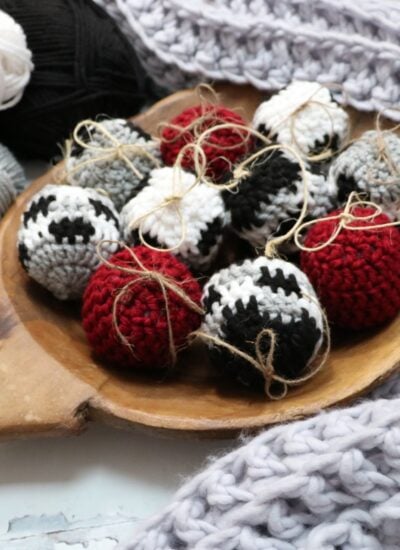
{"left": 0, "top": 83, "right": 399, "bottom": 439}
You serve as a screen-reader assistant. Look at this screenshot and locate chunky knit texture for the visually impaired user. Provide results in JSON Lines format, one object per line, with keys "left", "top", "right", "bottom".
{"left": 253, "top": 81, "right": 349, "bottom": 159}
{"left": 202, "top": 257, "right": 323, "bottom": 390}
{"left": 125, "top": 376, "right": 400, "bottom": 550}
{"left": 0, "top": 142, "right": 26, "bottom": 192}
{"left": 224, "top": 150, "right": 336, "bottom": 248}
{"left": 160, "top": 105, "right": 253, "bottom": 181}
{"left": 301, "top": 206, "right": 400, "bottom": 330}
{"left": 82, "top": 245, "right": 202, "bottom": 369}
{"left": 121, "top": 166, "right": 228, "bottom": 270}
{"left": 0, "top": 171, "right": 15, "bottom": 218}
{"left": 66, "top": 118, "right": 161, "bottom": 211}
{"left": 329, "top": 130, "right": 400, "bottom": 219}
{"left": 95, "top": 0, "right": 400, "bottom": 119}
{"left": 18, "top": 184, "right": 120, "bottom": 300}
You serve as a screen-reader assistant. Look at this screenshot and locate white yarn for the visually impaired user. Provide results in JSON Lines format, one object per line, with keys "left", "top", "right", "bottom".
{"left": 252, "top": 81, "right": 349, "bottom": 158}
{"left": 18, "top": 185, "right": 120, "bottom": 300}
{"left": 0, "top": 10, "right": 33, "bottom": 111}
{"left": 121, "top": 166, "right": 228, "bottom": 270}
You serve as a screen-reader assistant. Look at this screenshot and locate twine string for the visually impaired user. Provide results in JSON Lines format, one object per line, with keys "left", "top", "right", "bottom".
{"left": 96, "top": 240, "right": 204, "bottom": 365}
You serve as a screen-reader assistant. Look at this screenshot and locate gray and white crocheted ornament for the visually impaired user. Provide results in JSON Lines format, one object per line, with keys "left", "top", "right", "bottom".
{"left": 0, "top": 172, "right": 16, "bottom": 219}
{"left": 224, "top": 149, "right": 336, "bottom": 248}
{"left": 253, "top": 81, "right": 349, "bottom": 159}
{"left": 329, "top": 130, "right": 400, "bottom": 218}
{"left": 66, "top": 118, "right": 161, "bottom": 211}
{"left": 18, "top": 184, "right": 120, "bottom": 300}
{"left": 0, "top": 142, "right": 27, "bottom": 193}
{"left": 121, "top": 166, "right": 228, "bottom": 270}
{"left": 202, "top": 256, "right": 323, "bottom": 391}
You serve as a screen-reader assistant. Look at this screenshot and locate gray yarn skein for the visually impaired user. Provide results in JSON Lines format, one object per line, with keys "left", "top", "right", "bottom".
{"left": 0, "top": 143, "right": 27, "bottom": 194}
{"left": 0, "top": 172, "right": 16, "bottom": 219}
{"left": 95, "top": 0, "right": 400, "bottom": 119}
{"left": 124, "top": 373, "right": 400, "bottom": 550}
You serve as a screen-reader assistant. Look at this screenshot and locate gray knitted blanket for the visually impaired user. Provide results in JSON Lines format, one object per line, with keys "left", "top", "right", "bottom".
{"left": 95, "top": 0, "right": 400, "bottom": 119}
{"left": 124, "top": 373, "right": 400, "bottom": 549}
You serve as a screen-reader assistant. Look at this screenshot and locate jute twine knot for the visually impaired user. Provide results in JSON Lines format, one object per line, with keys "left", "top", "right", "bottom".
{"left": 96, "top": 241, "right": 204, "bottom": 366}
{"left": 61, "top": 118, "right": 160, "bottom": 185}
{"left": 294, "top": 191, "right": 400, "bottom": 252}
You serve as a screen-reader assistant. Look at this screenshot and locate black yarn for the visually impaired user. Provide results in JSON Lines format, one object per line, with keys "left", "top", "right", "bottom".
{"left": 0, "top": 0, "right": 160, "bottom": 159}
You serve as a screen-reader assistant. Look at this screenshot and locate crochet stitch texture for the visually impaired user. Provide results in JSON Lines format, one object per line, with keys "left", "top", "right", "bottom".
{"left": 95, "top": 0, "right": 400, "bottom": 119}
{"left": 0, "top": 172, "right": 15, "bottom": 219}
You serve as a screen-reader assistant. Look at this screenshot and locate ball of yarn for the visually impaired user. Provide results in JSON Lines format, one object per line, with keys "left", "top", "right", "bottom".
{"left": 0, "top": 142, "right": 26, "bottom": 193}
{"left": 202, "top": 257, "right": 323, "bottom": 390}
{"left": 300, "top": 207, "right": 400, "bottom": 329}
{"left": 0, "top": 171, "right": 15, "bottom": 218}
{"left": 160, "top": 104, "right": 254, "bottom": 181}
{"left": 0, "top": 0, "right": 155, "bottom": 159}
{"left": 82, "top": 245, "right": 203, "bottom": 369}
{"left": 224, "top": 149, "right": 336, "bottom": 248}
{"left": 329, "top": 130, "right": 400, "bottom": 218}
{"left": 253, "top": 81, "right": 349, "bottom": 159}
{"left": 121, "top": 166, "right": 228, "bottom": 270}
{"left": 0, "top": 10, "right": 33, "bottom": 111}
{"left": 66, "top": 118, "right": 161, "bottom": 210}
{"left": 18, "top": 184, "right": 120, "bottom": 300}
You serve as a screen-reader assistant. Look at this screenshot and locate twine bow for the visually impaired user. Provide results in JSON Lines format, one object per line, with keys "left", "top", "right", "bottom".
{"left": 63, "top": 119, "right": 160, "bottom": 185}
{"left": 97, "top": 241, "right": 204, "bottom": 366}
{"left": 294, "top": 191, "right": 400, "bottom": 253}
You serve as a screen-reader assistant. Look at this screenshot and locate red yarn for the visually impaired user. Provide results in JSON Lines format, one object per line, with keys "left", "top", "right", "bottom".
{"left": 160, "top": 104, "right": 254, "bottom": 181}
{"left": 82, "top": 246, "right": 202, "bottom": 369}
{"left": 300, "top": 207, "right": 400, "bottom": 330}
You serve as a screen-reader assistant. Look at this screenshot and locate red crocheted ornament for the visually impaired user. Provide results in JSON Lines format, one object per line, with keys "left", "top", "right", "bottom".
{"left": 160, "top": 104, "right": 254, "bottom": 181}
{"left": 300, "top": 207, "right": 400, "bottom": 330}
{"left": 82, "top": 246, "right": 203, "bottom": 369}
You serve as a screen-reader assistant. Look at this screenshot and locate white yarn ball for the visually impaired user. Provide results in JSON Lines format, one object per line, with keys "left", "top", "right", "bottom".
{"left": 0, "top": 10, "right": 34, "bottom": 111}
{"left": 253, "top": 81, "right": 349, "bottom": 159}
{"left": 121, "top": 166, "right": 228, "bottom": 270}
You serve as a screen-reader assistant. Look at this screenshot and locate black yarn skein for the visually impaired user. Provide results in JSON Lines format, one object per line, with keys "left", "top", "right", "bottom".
{"left": 0, "top": 0, "right": 158, "bottom": 159}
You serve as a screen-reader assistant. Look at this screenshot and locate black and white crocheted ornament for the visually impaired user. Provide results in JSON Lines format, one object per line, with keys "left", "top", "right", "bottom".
{"left": 329, "top": 130, "right": 400, "bottom": 218}
{"left": 121, "top": 166, "right": 228, "bottom": 270}
{"left": 18, "top": 184, "right": 120, "bottom": 300}
{"left": 224, "top": 149, "right": 336, "bottom": 248}
{"left": 202, "top": 257, "right": 323, "bottom": 390}
{"left": 253, "top": 81, "right": 349, "bottom": 159}
{"left": 66, "top": 118, "right": 161, "bottom": 210}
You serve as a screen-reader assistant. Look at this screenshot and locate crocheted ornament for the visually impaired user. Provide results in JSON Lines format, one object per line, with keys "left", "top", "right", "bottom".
{"left": 253, "top": 81, "right": 349, "bottom": 159}
{"left": 0, "top": 172, "right": 15, "bottom": 218}
{"left": 160, "top": 104, "right": 253, "bottom": 181}
{"left": 18, "top": 184, "right": 120, "bottom": 300}
{"left": 300, "top": 206, "right": 400, "bottom": 330}
{"left": 0, "top": 10, "right": 33, "bottom": 110}
{"left": 121, "top": 166, "right": 228, "bottom": 270}
{"left": 0, "top": 142, "right": 26, "bottom": 193}
{"left": 329, "top": 130, "right": 400, "bottom": 218}
{"left": 82, "top": 245, "right": 203, "bottom": 369}
{"left": 66, "top": 118, "right": 161, "bottom": 211}
{"left": 201, "top": 257, "right": 323, "bottom": 391}
{"left": 224, "top": 149, "right": 336, "bottom": 248}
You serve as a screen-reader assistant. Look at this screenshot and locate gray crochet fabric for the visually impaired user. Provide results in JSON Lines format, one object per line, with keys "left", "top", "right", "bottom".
{"left": 95, "top": 0, "right": 400, "bottom": 119}
{"left": 0, "top": 172, "right": 16, "bottom": 219}
{"left": 125, "top": 373, "right": 400, "bottom": 550}
{"left": 0, "top": 143, "right": 27, "bottom": 193}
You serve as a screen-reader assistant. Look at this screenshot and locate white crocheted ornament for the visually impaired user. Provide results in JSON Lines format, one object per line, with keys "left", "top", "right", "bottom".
{"left": 66, "top": 118, "right": 161, "bottom": 211}
{"left": 329, "top": 130, "right": 400, "bottom": 219}
{"left": 202, "top": 256, "right": 323, "bottom": 390}
{"left": 253, "top": 81, "right": 349, "bottom": 158}
{"left": 0, "top": 171, "right": 15, "bottom": 219}
{"left": 0, "top": 10, "right": 33, "bottom": 110}
{"left": 121, "top": 166, "right": 228, "bottom": 270}
{"left": 18, "top": 184, "right": 120, "bottom": 300}
{"left": 224, "top": 149, "right": 336, "bottom": 248}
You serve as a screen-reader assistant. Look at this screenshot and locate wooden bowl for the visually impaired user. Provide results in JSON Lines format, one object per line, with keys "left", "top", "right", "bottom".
{"left": 0, "top": 84, "right": 399, "bottom": 440}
